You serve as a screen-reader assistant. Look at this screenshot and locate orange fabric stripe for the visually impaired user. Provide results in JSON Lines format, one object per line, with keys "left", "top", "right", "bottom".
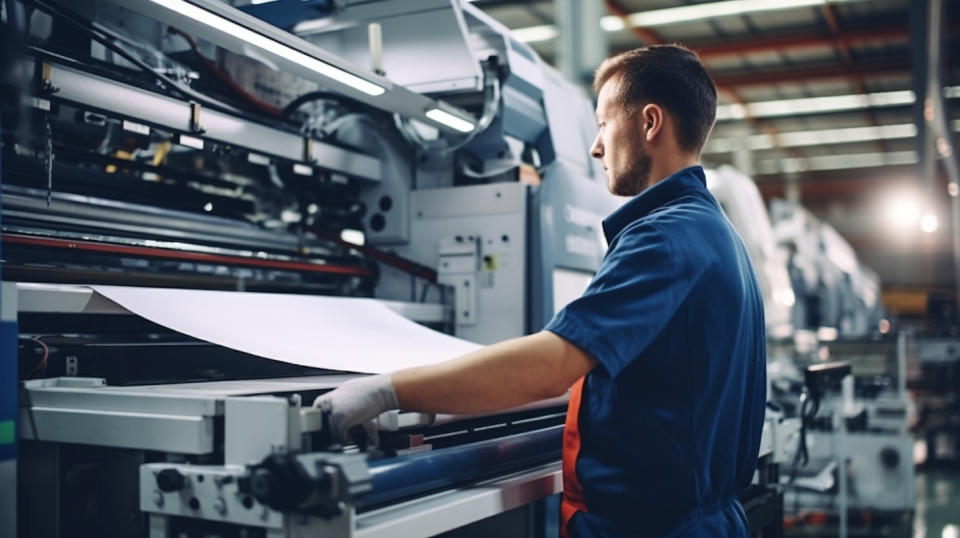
{"left": 560, "top": 376, "right": 587, "bottom": 538}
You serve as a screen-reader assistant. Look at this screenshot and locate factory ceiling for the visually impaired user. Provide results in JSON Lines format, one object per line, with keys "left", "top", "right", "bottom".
{"left": 471, "top": 0, "right": 960, "bottom": 292}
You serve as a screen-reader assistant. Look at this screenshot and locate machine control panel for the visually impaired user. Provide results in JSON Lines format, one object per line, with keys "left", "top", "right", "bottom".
{"left": 141, "top": 463, "right": 283, "bottom": 529}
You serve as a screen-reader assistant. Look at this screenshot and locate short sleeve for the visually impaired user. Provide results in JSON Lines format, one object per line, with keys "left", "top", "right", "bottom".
{"left": 544, "top": 222, "right": 706, "bottom": 377}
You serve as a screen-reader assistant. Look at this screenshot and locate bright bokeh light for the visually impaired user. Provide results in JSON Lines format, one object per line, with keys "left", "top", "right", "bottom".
{"left": 777, "top": 288, "right": 796, "bottom": 307}
{"left": 817, "top": 327, "right": 838, "bottom": 342}
{"left": 878, "top": 318, "right": 891, "bottom": 334}
{"left": 887, "top": 197, "right": 920, "bottom": 229}
{"left": 921, "top": 212, "right": 939, "bottom": 233}
{"left": 943, "top": 524, "right": 959, "bottom": 538}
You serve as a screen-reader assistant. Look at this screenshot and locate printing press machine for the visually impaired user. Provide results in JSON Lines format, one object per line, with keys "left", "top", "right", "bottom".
{"left": 14, "top": 282, "right": 571, "bottom": 538}
{"left": 1, "top": 1, "right": 793, "bottom": 536}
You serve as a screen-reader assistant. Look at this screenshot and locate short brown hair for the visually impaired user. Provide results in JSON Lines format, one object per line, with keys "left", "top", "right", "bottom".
{"left": 594, "top": 45, "right": 717, "bottom": 153}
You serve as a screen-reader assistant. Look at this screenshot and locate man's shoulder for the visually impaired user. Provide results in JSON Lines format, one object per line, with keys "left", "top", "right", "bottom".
{"left": 620, "top": 194, "right": 724, "bottom": 242}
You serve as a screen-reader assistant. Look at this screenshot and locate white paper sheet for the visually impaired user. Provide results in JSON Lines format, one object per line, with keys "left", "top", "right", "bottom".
{"left": 90, "top": 285, "right": 482, "bottom": 374}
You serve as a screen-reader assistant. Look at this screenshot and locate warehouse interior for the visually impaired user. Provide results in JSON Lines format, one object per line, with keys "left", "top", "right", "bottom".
{"left": 1, "top": 0, "right": 959, "bottom": 536}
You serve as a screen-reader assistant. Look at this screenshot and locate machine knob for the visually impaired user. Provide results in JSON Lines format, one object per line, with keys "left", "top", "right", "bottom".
{"left": 879, "top": 447, "right": 900, "bottom": 469}
{"left": 247, "top": 454, "right": 314, "bottom": 511}
{"left": 249, "top": 468, "right": 279, "bottom": 504}
{"left": 156, "top": 469, "right": 186, "bottom": 492}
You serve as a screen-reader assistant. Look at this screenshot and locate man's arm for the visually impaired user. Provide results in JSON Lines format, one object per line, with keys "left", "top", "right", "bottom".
{"left": 394, "top": 330, "right": 597, "bottom": 414}
{"left": 314, "top": 330, "right": 596, "bottom": 441}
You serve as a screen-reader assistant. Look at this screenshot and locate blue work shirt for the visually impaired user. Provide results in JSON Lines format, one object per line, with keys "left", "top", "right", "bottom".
{"left": 545, "top": 165, "right": 767, "bottom": 537}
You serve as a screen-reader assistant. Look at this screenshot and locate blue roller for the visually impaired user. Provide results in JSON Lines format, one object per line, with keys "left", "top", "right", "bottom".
{"left": 360, "top": 425, "right": 563, "bottom": 508}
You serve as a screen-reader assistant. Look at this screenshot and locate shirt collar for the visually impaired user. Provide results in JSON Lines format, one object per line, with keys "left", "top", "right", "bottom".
{"left": 602, "top": 165, "right": 707, "bottom": 243}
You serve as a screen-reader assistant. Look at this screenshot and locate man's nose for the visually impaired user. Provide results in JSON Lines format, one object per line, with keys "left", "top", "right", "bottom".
{"left": 590, "top": 135, "right": 603, "bottom": 160}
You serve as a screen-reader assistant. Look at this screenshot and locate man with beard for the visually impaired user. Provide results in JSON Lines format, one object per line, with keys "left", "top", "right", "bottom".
{"left": 315, "top": 45, "right": 766, "bottom": 537}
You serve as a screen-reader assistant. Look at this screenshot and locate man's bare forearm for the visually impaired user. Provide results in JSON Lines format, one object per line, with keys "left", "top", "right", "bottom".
{"left": 392, "top": 330, "right": 596, "bottom": 414}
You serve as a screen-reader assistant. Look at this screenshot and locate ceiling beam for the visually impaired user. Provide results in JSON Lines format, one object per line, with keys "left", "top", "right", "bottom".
{"left": 603, "top": 0, "right": 664, "bottom": 46}
{"left": 692, "top": 26, "right": 909, "bottom": 61}
{"left": 712, "top": 59, "right": 911, "bottom": 88}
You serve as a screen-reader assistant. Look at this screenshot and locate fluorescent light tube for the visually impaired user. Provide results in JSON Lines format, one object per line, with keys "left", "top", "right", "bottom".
{"left": 148, "top": 0, "right": 385, "bottom": 96}
{"left": 717, "top": 90, "right": 915, "bottom": 120}
{"left": 516, "top": 0, "right": 869, "bottom": 42}
{"left": 511, "top": 24, "right": 558, "bottom": 44}
{"left": 607, "top": 0, "right": 829, "bottom": 29}
{"left": 706, "top": 123, "right": 919, "bottom": 153}
{"left": 756, "top": 151, "right": 918, "bottom": 174}
{"left": 425, "top": 108, "right": 475, "bottom": 133}
{"left": 714, "top": 87, "right": 958, "bottom": 122}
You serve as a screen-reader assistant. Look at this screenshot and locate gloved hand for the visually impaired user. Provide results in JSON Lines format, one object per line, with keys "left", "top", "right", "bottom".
{"left": 313, "top": 374, "right": 399, "bottom": 445}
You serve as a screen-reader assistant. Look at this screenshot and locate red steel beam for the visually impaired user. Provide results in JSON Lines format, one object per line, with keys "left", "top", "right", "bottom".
{"left": 604, "top": 0, "right": 665, "bottom": 46}
{"left": 693, "top": 26, "right": 909, "bottom": 61}
{"left": 712, "top": 59, "right": 909, "bottom": 88}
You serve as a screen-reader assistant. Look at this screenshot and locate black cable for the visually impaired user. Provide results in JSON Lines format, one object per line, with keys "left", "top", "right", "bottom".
{"left": 785, "top": 388, "right": 825, "bottom": 536}
{"left": 788, "top": 390, "right": 821, "bottom": 485}
{"left": 27, "top": 0, "right": 238, "bottom": 114}
{"left": 281, "top": 90, "right": 383, "bottom": 119}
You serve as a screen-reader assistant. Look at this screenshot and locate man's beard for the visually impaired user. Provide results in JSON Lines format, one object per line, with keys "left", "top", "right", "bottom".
{"left": 608, "top": 146, "right": 652, "bottom": 197}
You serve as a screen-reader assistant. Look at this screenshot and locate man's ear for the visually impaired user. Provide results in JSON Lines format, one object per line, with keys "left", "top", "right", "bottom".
{"left": 640, "top": 104, "right": 664, "bottom": 143}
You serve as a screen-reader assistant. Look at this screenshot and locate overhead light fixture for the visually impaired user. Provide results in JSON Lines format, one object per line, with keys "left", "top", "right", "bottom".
{"left": 716, "top": 90, "right": 915, "bottom": 121}
{"left": 920, "top": 212, "right": 939, "bottom": 234}
{"left": 710, "top": 116, "right": 960, "bottom": 154}
{"left": 513, "top": 0, "right": 868, "bottom": 43}
{"left": 147, "top": 0, "right": 385, "bottom": 96}
{"left": 601, "top": 0, "right": 834, "bottom": 31}
{"left": 425, "top": 108, "right": 475, "bottom": 133}
{"left": 755, "top": 151, "right": 918, "bottom": 174}
{"left": 778, "top": 124, "right": 917, "bottom": 147}
{"left": 510, "top": 24, "right": 558, "bottom": 44}
{"left": 715, "top": 87, "right": 959, "bottom": 121}
{"left": 708, "top": 123, "right": 919, "bottom": 153}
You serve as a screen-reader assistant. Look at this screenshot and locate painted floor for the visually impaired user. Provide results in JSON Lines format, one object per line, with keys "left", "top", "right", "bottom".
{"left": 784, "top": 468, "right": 960, "bottom": 537}
{"left": 914, "top": 469, "right": 960, "bottom": 538}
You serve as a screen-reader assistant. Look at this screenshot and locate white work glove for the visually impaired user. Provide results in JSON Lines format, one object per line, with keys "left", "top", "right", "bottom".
{"left": 312, "top": 374, "right": 399, "bottom": 445}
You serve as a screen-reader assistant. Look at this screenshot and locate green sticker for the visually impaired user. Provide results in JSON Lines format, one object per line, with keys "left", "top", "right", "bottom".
{"left": 0, "top": 420, "right": 14, "bottom": 445}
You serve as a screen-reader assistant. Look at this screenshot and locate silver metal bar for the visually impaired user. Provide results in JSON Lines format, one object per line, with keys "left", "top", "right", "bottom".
{"left": 42, "top": 62, "right": 381, "bottom": 181}
{"left": 139, "top": 460, "right": 561, "bottom": 536}
{"left": 21, "top": 379, "right": 222, "bottom": 416}
{"left": 20, "top": 406, "right": 214, "bottom": 453}
{"left": 4, "top": 185, "right": 326, "bottom": 251}
{"left": 355, "top": 462, "right": 562, "bottom": 538}
{"left": 16, "top": 282, "right": 128, "bottom": 314}
{"left": 19, "top": 378, "right": 221, "bottom": 453}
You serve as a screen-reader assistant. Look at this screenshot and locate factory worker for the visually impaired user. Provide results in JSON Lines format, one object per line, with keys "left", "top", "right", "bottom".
{"left": 316, "top": 44, "right": 766, "bottom": 538}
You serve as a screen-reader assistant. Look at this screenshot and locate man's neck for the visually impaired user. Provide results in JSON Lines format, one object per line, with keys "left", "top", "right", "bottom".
{"left": 647, "top": 154, "right": 700, "bottom": 190}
